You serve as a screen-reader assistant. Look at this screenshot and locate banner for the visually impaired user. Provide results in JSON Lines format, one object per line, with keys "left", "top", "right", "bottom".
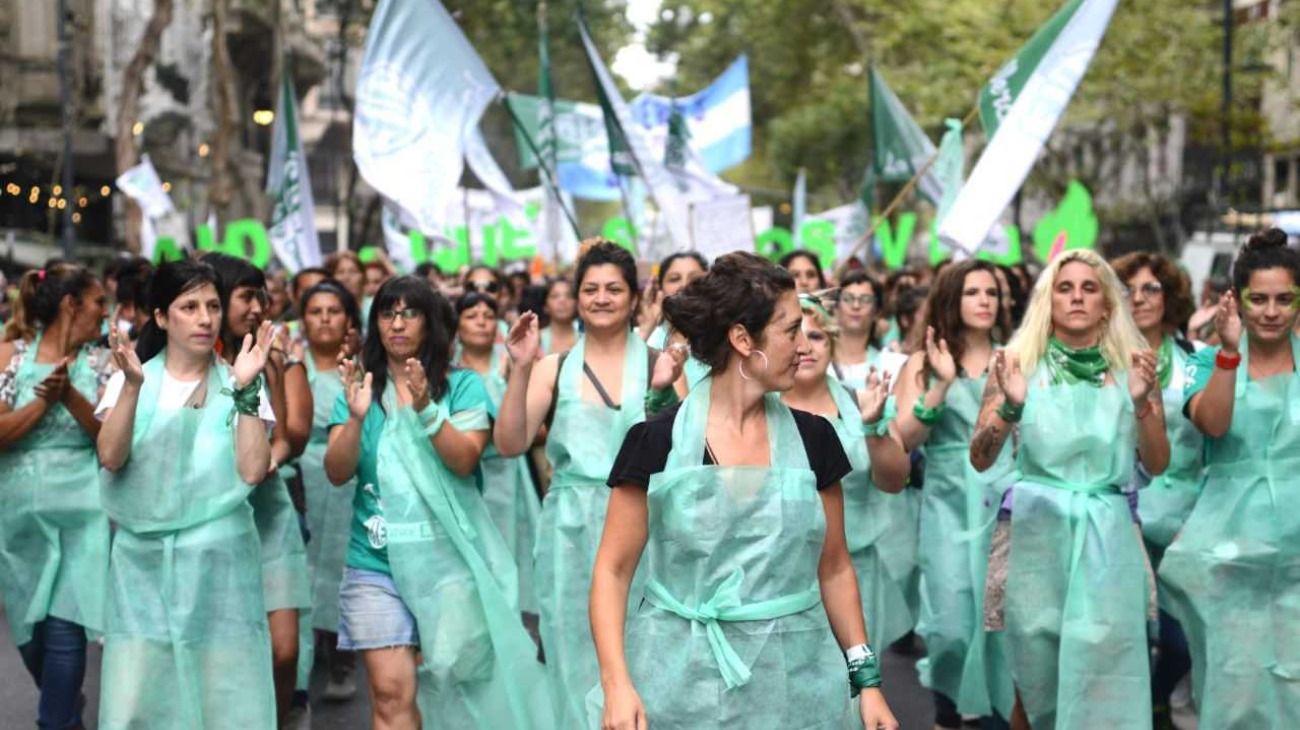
{"left": 266, "top": 71, "right": 322, "bottom": 273}
{"left": 354, "top": 0, "right": 499, "bottom": 233}
{"left": 870, "top": 68, "right": 943, "bottom": 205}
{"left": 579, "top": 13, "right": 692, "bottom": 251}
{"left": 940, "top": 0, "right": 1118, "bottom": 255}
{"left": 115, "top": 154, "right": 175, "bottom": 260}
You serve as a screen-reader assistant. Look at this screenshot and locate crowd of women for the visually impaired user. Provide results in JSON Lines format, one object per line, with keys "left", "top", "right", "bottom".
{"left": 0, "top": 228, "right": 1297, "bottom": 730}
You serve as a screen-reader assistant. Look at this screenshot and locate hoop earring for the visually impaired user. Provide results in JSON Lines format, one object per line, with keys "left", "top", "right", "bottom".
{"left": 738, "top": 349, "right": 769, "bottom": 381}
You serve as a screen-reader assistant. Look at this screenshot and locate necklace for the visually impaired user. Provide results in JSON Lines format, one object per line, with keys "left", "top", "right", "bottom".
{"left": 705, "top": 438, "right": 720, "bottom": 465}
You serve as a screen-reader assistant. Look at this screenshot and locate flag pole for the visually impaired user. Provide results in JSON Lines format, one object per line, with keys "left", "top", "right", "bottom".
{"left": 833, "top": 103, "right": 980, "bottom": 279}
{"left": 501, "top": 94, "right": 583, "bottom": 242}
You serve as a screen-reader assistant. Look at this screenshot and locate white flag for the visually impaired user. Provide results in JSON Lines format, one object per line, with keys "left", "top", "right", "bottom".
{"left": 116, "top": 154, "right": 174, "bottom": 260}
{"left": 266, "top": 72, "right": 322, "bottom": 273}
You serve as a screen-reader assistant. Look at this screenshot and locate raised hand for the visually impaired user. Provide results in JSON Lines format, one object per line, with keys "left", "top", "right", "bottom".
{"left": 639, "top": 279, "right": 663, "bottom": 331}
{"left": 339, "top": 357, "right": 372, "bottom": 421}
{"left": 109, "top": 319, "right": 143, "bottom": 386}
{"left": 993, "top": 350, "right": 1026, "bottom": 407}
{"left": 651, "top": 342, "right": 688, "bottom": 390}
{"left": 404, "top": 357, "right": 431, "bottom": 412}
{"left": 857, "top": 367, "right": 893, "bottom": 424}
{"left": 925, "top": 326, "right": 957, "bottom": 383}
{"left": 231, "top": 320, "right": 275, "bottom": 388}
{"left": 1215, "top": 290, "right": 1243, "bottom": 353}
{"left": 1129, "top": 350, "right": 1158, "bottom": 404}
{"left": 506, "top": 311, "right": 541, "bottom": 366}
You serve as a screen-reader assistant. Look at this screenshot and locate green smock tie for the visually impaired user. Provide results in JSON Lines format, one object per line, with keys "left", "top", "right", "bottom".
{"left": 1156, "top": 336, "right": 1174, "bottom": 389}
{"left": 645, "top": 570, "right": 822, "bottom": 690}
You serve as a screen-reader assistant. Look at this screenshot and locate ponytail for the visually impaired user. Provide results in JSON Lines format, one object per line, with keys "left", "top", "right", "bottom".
{"left": 3, "top": 264, "right": 97, "bottom": 342}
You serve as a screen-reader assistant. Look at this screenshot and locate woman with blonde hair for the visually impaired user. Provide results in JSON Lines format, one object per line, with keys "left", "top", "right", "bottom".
{"left": 969, "top": 249, "right": 1169, "bottom": 730}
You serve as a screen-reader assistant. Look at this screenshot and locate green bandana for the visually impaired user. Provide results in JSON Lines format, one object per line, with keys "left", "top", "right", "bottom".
{"left": 1156, "top": 336, "right": 1173, "bottom": 390}
{"left": 1045, "top": 336, "right": 1108, "bottom": 387}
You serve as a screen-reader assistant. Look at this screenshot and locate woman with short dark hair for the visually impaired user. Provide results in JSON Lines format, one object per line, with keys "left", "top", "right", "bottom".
{"left": 592, "top": 252, "right": 899, "bottom": 729}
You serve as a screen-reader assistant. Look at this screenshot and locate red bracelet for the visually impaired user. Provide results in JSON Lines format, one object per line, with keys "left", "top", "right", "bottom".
{"left": 1215, "top": 350, "right": 1242, "bottom": 370}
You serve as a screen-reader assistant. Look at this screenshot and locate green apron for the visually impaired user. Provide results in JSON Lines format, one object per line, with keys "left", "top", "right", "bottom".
{"left": 1158, "top": 335, "right": 1300, "bottom": 729}
{"left": 538, "top": 334, "right": 649, "bottom": 727}
{"left": 474, "top": 348, "right": 542, "bottom": 614}
{"left": 1135, "top": 338, "right": 1204, "bottom": 553}
{"left": 375, "top": 384, "right": 553, "bottom": 728}
{"left": 301, "top": 354, "right": 357, "bottom": 632}
{"left": 0, "top": 333, "right": 108, "bottom": 645}
{"left": 1006, "top": 369, "right": 1150, "bottom": 730}
{"left": 825, "top": 382, "right": 919, "bottom": 650}
{"left": 596, "top": 377, "right": 851, "bottom": 729}
{"left": 98, "top": 351, "right": 275, "bottom": 729}
{"left": 914, "top": 374, "right": 1015, "bottom": 717}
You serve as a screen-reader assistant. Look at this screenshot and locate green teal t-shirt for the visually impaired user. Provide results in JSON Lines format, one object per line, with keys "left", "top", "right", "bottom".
{"left": 329, "top": 367, "right": 491, "bottom": 575}
{"left": 1182, "top": 346, "right": 1220, "bottom": 411}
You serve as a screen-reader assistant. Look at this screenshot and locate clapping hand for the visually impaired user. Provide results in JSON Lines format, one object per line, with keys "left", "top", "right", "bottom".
{"left": 108, "top": 318, "right": 143, "bottom": 387}
{"left": 231, "top": 320, "right": 275, "bottom": 389}
{"left": 1129, "top": 350, "right": 1158, "bottom": 404}
{"left": 506, "top": 311, "right": 542, "bottom": 366}
{"left": 651, "top": 343, "right": 688, "bottom": 391}
{"left": 857, "top": 367, "right": 893, "bottom": 425}
{"left": 404, "top": 358, "right": 430, "bottom": 412}
{"left": 1215, "top": 290, "right": 1242, "bottom": 353}
{"left": 925, "top": 327, "right": 957, "bottom": 383}
{"left": 993, "top": 350, "right": 1026, "bottom": 407}
{"left": 338, "top": 357, "right": 372, "bottom": 421}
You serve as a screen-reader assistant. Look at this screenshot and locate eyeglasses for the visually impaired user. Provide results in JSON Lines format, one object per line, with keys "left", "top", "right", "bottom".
{"left": 469, "top": 281, "right": 500, "bottom": 294}
{"left": 839, "top": 293, "right": 878, "bottom": 308}
{"left": 378, "top": 307, "right": 423, "bottom": 323}
{"left": 1123, "top": 282, "right": 1164, "bottom": 300}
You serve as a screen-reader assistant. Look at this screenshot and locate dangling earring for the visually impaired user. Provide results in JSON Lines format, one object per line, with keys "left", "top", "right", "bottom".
{"left": 738, "top": 349, "right": 769, "bottom": 381}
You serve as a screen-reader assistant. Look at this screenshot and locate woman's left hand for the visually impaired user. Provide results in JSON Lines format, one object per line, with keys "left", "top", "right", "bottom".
{"left": 857, "top": 367, "right": 892, "bottom": 425}
{"left": 405, "top": 357, "right": 431, "bottom": 412}
{"left": 651, "top": 343, "right": 688, "bottom": 391}
{"left": 859, "top": 688, "right": 899, "bottom": 730}
{"left": 1129, "top": 350, "right": 1157, "bottom": 405}
{"left": 232, "top": 320, "right": 275, "bottom": 388}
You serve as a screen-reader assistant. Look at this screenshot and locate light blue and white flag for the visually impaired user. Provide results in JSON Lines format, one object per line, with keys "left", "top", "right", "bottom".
{"left": 354, "top": 0, "right": 499, "bottom": 234}
{"left": 630, "top": 55, "right": 751, "bottom": 175}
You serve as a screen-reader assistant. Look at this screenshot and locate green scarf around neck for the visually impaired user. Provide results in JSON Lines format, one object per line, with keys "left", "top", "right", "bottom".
{"left": 1045, "top": 335, "right": 1109, "bottom": 387}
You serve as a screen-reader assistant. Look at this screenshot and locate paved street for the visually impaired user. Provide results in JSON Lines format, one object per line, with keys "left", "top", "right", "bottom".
{"left": 0, "top": 604, "right": 937, "bottom": 728}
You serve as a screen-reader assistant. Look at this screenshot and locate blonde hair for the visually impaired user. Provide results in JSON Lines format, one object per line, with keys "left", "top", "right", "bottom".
{"left": 799, "top": 295, "right": 839, "bottom": 360}
{"left": 1006, "top": 249, "right": 1147, "bottom": 375}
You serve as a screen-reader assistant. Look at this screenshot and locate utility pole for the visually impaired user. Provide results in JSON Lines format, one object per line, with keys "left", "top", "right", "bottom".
{"left": 57, "top": 0, "right": 75, "bottom": 258}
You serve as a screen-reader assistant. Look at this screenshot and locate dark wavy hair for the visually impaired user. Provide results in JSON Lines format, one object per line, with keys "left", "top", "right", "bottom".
{"left": 1231, "top": 228, "right": 1300, "bottom": 293}
{"left": 778, "top": 250, "right": 826, "bottom": 289}
{"left": 300, "top": 279, "right": 362, "bottom": 333}
{"left": 1110, "top": 251, "right": 1195, "bottom": 336}
{"left": 575, "top": 239, "right": 640, "bottom": 328}
{"left": 363, "top": 275, "right": 455, "bottom": 408}
{"left": 657, "top": 251, "right": 709, "bottom": 287}
{"left": 135, "top": 260, "right": 222, "bottom": 362}
{"left": 664, "top": 252, "right": 796, "bottom": 371}
{"left": 907, "top": 260, "right": 1007, "bottom": 385}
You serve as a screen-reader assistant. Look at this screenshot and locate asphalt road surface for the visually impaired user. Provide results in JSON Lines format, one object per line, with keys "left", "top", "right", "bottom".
{"left": 0, "top": 604, "right": 938, "bottom": 728}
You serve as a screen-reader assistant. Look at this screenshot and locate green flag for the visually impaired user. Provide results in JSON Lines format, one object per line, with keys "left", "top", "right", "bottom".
{"left": 266, "top": 69, "right": 322, "bottom": 272}
{"left": 870, "top": 68, "right": 942, "bottom": 205}
{"left": 537, "top": 1, "right": 558, "bottom": 173}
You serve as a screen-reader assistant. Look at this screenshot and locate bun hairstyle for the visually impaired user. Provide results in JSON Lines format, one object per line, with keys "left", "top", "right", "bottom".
{"left": 1233, "top": 228, "right": 1300, "bottom": 292}
{"left": 663, "top": 251, "right": 795, "bottom": 372}
{"left": 3, "top": 263, "right": 98, "bottom": 342}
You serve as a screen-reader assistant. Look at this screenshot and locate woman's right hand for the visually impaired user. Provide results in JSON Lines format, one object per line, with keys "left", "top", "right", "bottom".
{"left": 339, "top": 357, "right": 373, "bottom": 421}
{"left": 924, "top": 326, "right": 957, "bottom": 383}
{"left": 109, "top": 320, "right": 143, "bottom": 386}
{"left": 506, "top": 311, "right": 541, "bottom": 366}
{"left": 993, "top": 350, "right": 1026, "bottom": 407}
{"left": 601, "top": 682, "right": 647, "bottom": 730}
{"left": 1215, "top": 289, "right": 1242, "bottom": 354}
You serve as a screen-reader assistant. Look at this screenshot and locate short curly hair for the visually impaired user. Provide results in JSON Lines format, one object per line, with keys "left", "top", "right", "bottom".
{"left": 1110, "top": 252, "right": 1195, "bottom": 336}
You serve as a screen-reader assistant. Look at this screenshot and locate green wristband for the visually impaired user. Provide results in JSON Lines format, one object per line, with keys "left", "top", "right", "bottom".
{"left": 223, "top": 376, "right": 263, "bottom": 421}
{"left": 996, "top": 399, "right": 1024, "bottom": 423}
{"left": 862, "top": 418, "right": 890, "bottom": 438}
{"left": 911, "top": 399, "right": 944, "bottom": 426}
{"left": 846, "top": 643, "right": 882, "bottom": 696}
{"left": 644, "top": 386, "right": 680, "bottom": 416}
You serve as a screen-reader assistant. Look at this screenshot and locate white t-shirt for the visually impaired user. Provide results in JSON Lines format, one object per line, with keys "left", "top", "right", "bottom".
{"left": 95, "top": 369, "right": 276, "bottom": 425}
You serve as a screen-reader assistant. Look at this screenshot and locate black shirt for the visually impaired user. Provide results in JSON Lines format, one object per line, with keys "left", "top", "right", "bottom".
{"left": 607, "top": 402, "right": 853, "bottom": 490}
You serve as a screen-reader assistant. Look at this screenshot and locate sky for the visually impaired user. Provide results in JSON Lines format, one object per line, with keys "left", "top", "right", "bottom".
{"left": 613, "top": 0, "right": 676, "bottom": 90}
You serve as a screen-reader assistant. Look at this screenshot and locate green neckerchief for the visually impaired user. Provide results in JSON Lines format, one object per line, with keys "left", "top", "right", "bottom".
{"left": 1045, "top": 336, "right": 1108, "bottom": 387}
{"left": 1156, "top": 336, "right": 1174, "bottom": 390}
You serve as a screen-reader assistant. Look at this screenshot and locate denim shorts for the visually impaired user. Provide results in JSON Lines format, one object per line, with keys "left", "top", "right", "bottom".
{"left": 337, "top": 567, "right": 420, "bottom": 651}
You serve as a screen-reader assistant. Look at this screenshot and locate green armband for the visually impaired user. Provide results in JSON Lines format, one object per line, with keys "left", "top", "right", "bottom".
{"left": 846, "top": 643, "right": 882, "bottom": 696}
{"left": 862, "top": 417, "right": 890, "bottom": 438}
{"left": 996, "top": 399, "right": 1024, "bottom": 423}
{"left": 418, "top": 400, "right": 448, "bottom": 436}
{"left": 911, "top": 399, "right": 944, "bottom": 426}
{"left": 644, "top": 386, "right": 681, "bottom": 416}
